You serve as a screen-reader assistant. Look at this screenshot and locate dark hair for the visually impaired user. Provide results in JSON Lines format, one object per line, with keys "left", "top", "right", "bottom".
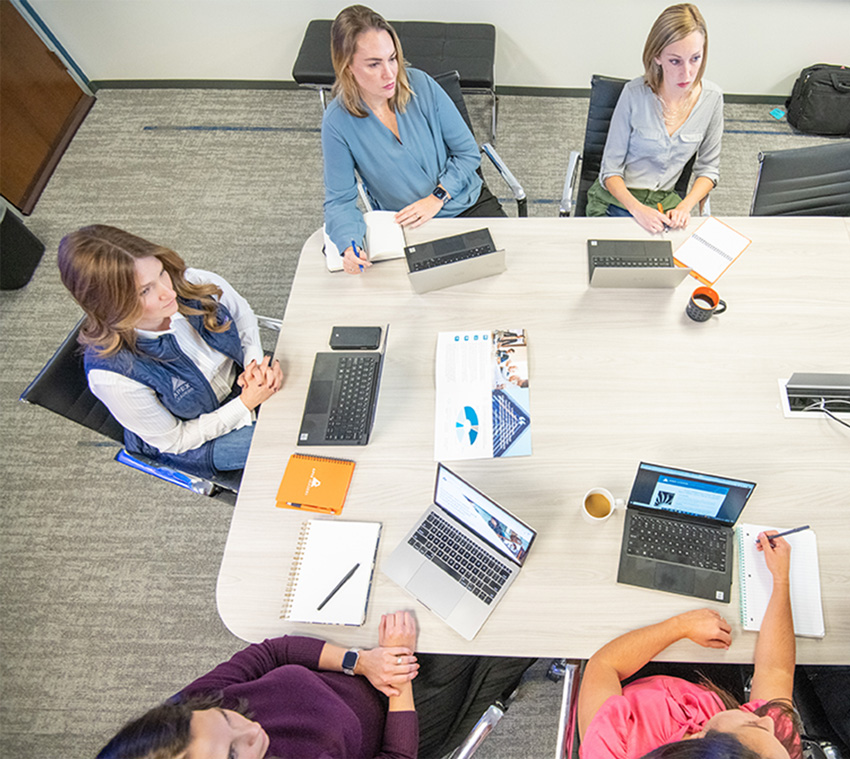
{"left": 58, "top": 225, "right": 227, "bottom": 357}
{"left": 96, "top": 694, "right": 252, "bottom": 759}
{"left": 640, "top": 732, "right": 760, "bottom": 759}
{"left": 330, "top": 4, "right": 412, "bottom": 117}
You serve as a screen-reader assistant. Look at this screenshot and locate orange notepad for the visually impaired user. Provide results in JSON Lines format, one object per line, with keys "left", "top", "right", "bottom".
{"left": 276, "top": 454, "right": 355, "bottom": 514}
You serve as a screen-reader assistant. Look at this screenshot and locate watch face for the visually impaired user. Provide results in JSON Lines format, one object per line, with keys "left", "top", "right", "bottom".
{"left": 342, "top": 650, "right": 359, "bottom": 672}
{"left": 433, "top": 186, "right": 447, "bottom": 200}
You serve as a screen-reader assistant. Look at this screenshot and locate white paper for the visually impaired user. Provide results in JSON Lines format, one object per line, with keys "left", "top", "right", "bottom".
{"left": 324, "top": 211, "right": 406, "bottom": 272}
{"left": 674, "top": 216, "right": 750, "bottom": 284}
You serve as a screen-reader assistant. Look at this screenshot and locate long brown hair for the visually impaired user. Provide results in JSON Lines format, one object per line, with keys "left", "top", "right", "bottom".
{"left": 642, "top": 4, "right": 708, "bottom": 94}
{"left": 330, "top": 4, "right": 413, "bottom": 117}
{"left": 57, "top": 225, "right": 227, "bottom": 357}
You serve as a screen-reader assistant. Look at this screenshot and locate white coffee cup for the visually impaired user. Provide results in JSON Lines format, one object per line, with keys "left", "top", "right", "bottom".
{"left": 582, "top": 488, "right": 624, "bottom": 524}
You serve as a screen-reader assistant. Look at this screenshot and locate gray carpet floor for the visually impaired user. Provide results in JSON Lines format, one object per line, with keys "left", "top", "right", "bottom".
{"left": 0, "top": 87, "right": 842, "bottom": 758}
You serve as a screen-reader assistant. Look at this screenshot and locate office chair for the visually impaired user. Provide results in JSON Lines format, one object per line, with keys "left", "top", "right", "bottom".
{"left": 749, "top": 142, "right": 850, "bottom": 216}
{"left": 559, "top": 75, "right": 698, "bottom": 217}
{"left": 432, "top": 70, "right": 528, "bottom": 217}
{"left": 19, "top": 316, "right": 281, "bottom": 502}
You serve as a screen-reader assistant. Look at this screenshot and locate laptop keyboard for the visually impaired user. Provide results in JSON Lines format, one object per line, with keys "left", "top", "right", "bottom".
{"left": 325, "top": 356, "right": 378, "bottom": 441}
{"left": 592, "top": 256, "right": 670, "bottom": 268}
{"left": 408, "top": 512, "right": 511, "bottom": 604}
{"left": 410, "top": 244, "right": 494, "bottom": 272}
{"left": 627, "top": 512, "right": 728, "bottom": 572}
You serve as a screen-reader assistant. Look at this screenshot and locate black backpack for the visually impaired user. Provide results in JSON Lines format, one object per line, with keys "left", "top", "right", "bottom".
{"left": 786, "top": 64, "right": 850, "bottom": 136}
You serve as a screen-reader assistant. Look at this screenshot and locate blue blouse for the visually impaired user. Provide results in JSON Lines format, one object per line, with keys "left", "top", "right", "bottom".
{"left": 321, "top": 67, "right": 482, "bottom": 253}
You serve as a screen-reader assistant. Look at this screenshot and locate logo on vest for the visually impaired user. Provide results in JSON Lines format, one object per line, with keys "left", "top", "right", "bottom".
{"left": 171, "top": 376, "right": 193, "bottom": 401}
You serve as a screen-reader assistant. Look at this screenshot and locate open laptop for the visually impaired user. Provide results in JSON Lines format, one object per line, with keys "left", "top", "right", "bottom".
{"left": 618, "top": 462, "right": 757, "bottom": 602}
{"left": 588, "top": 239, "right": 691, "bottom": 288}
{"left": 297, "top": 328, "right": 388, "bottom": 446}
{"left": 383, "top": 464, "right": 536, "bottom": 640}
{"left": 405, "top": 228, "right": 505, "bottom": 293}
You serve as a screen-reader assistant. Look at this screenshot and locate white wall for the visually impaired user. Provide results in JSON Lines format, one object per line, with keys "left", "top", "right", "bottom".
{"left": 27, "top": 0, "right": 850, "bottom": 96}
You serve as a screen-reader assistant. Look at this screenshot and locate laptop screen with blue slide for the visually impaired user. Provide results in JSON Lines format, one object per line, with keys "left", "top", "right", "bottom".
{"left": 628, "top": 462, "right": 756, "bottom": 526}
{"left": 434, "top": 464, "right": 536, "bottom": 565}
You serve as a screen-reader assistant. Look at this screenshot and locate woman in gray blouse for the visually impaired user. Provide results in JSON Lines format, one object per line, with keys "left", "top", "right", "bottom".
{"left": 587, "top": 4, "right": 722, "bottom": 234}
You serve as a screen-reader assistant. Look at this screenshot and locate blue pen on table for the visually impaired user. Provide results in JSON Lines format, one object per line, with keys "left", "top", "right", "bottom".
{"left": 317, "top": 562, "right": 360, "bottom": 610}
{"left": 756, "top": 524, "right": 810, "bottom": 546}
{"left": 351, "top": 240, "right": 364, "bottom": 272}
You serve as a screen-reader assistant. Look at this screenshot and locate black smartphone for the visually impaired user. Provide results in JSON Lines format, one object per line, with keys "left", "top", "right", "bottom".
{"left": 329, "top": 326, "right": 382, "bottom": 350}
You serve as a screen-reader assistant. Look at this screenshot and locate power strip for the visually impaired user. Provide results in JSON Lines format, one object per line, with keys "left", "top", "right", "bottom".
{"left": 785, "top": 372, "right": 850, "bottom": 412}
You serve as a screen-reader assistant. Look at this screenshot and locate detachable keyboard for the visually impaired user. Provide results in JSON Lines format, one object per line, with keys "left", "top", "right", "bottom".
{"left": 408, "top": 512, "right": 511, "bottom": 604}
{"left": 410, "top": 243, "right": 494, "bottom": 272}
{"left": 627, "top": 512, "right": 728, "bottom": 572}
{"left": 591, "top": 256, "right": 671, "bottom": 268}
{"left": 325, "top": 356, "right": 378, "bottom": 441}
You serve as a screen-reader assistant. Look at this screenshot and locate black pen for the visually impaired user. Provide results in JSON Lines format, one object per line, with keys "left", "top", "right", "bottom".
{"left": 755, "top": 524, "right": 810, "bottom": 545}
{"left": 317, "top": 562, "right": 360, "bottom": 611}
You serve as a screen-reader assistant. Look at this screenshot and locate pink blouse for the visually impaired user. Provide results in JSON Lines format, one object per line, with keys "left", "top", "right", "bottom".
{"left": 580, "top": 675, "right": 800, "bottom": 759}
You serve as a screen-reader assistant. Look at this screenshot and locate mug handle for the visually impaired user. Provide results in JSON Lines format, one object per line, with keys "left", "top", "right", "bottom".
{"left": 715, "top": 299, "right": 727, "bottom": 315}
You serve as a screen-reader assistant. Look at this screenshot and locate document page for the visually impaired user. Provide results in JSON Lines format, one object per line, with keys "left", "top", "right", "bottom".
{"left": 673, "top": 216, "right": 751, "bottom": 285}
{"left": 434, "top": 329, "right": 531, "bottom": 460}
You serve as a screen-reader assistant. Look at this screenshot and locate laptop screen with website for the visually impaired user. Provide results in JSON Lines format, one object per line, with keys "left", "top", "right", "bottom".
{"left": 629, "top": 462, "right": 756, "bottom": 525}
{"left": 434, "top": 464, "right": 536, "bottom": 565}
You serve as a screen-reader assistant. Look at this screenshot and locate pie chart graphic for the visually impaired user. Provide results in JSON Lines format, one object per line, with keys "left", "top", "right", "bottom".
{"left": 456, "top": 406, "right": 479, "bottom": 445}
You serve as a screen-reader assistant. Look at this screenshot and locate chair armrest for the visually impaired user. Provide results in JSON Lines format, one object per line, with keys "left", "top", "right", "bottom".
{"left": 481, "top": 142, "right": 527, "bottom": 218}
{"left": 560, "top": 151, "right": 581, "bottom": 217}
{"left": 256, "top": 315, "right": 282, "bottom": 332}
{"left": 554, "top": 661, "right": 582, "bottom": 759}
{"left": 699, "top": 195, "right": 711, "bottom": 217}
{"left": 115, "top": 449, "right": 219, "bottom": 496}
{"left": 447, "top": 703, "right": 505, "bottom": 759}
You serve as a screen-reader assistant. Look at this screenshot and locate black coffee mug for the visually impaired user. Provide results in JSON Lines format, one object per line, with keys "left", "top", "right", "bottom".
{"left": 686, "top": 286, "right": 726, "bottom": 322}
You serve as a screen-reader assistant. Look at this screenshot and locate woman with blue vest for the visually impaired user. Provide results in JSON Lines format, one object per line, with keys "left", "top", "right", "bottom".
{"left": 322, "top": 5, "right": 505, "bottom": 275}
{"left": 57, "top": 225, "right": 282, "bottom": 478}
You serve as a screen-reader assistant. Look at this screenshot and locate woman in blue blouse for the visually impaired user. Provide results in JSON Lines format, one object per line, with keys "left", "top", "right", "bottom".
{"left": 322, "top": 5, "right": 504, "bottom": 275}
{"left": 587, "top": 4, "right": 723, "bottom": 234}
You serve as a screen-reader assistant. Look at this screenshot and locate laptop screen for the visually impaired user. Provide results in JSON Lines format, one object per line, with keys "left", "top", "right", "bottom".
{"left": 434, "top": 464, "right": 536, "bottom": 565}
{"left": 628, "top": 462, "right": 756, "bottom": 526}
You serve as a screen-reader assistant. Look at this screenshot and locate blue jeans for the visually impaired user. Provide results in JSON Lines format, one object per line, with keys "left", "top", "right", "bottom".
{"left": 211, "top": 423, "right": 255, "bottom": 471}
{"left": 606, "top": 204, "right": 633, "bottom": 218}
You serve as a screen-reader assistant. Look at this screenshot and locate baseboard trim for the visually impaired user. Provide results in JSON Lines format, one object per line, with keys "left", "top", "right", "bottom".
{"left": 88, "top": 79, "right": 788, "bottom": 104}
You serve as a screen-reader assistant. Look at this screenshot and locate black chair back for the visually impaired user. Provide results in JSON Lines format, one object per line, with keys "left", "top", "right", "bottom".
{"left": 576, "top": 75, "right": 695, "bottom": 216}
{"left": 433, "top": 69, "right": 476, "bottom": 137}
{"left": 20, "top": 319, "right": 125, "bottom": 443}
{"left": 750, "top": 142, "right": 850, "bottom": 216}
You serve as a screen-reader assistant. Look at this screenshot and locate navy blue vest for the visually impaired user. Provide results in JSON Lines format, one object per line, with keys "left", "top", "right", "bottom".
{"left": 85, "top": 299, "right": 244, "bottom": 479}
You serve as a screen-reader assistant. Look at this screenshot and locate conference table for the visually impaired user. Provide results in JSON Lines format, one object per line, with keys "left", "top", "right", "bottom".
{"left": 217, "top": 216, "right": 850, "bottom": 664}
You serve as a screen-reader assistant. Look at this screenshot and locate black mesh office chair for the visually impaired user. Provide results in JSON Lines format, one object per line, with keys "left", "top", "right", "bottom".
{"left": 750, "top": 141, "right": 850, "bottom": 216}
{"left": 560, "top": 74, "right": 696, "bottom": 217}
{"left": 20, "top": 317, "right": 280, "bottom": 502}
{"left": 431, "top": 70, "right": 528, "bottom": 217}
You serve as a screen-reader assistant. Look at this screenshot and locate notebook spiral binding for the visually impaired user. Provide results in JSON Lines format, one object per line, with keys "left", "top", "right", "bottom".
{"left": 280, "top": 521, "right": 312, "bottom": 619}
{"left": 736, "top": 527, "right": 749, "bottom": 626}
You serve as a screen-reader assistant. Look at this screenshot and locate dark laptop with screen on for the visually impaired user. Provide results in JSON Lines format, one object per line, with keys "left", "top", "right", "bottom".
{"left": 618, "top": 462, "right": 756, "bottom": 602}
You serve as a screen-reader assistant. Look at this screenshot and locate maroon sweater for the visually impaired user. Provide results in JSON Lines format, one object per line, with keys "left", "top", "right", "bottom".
{"left": 179, "top": 636, "right": 419, "bottom": 759}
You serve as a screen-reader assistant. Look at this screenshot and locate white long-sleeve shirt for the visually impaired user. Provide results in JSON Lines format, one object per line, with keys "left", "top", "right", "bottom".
{"left": 87, "top": 268, "right": 264, "bottom": 455}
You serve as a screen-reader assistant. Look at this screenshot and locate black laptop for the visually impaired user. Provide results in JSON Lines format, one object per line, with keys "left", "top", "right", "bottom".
{"left": 618, "top": 462, "right": 756, "bottom": 602}
{"left": 297, "top": 330, "right": 387, "bottom": 446}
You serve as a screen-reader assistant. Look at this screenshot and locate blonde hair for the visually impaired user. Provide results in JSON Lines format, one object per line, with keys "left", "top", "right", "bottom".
{"left": 330, "top": 4, "right": 412, "bottom": 117}
{"left": 642, "top": 4, "right": 708, "bottom": 94}
{"left": 57, "top": 225, "right": 227, "bottom": 357}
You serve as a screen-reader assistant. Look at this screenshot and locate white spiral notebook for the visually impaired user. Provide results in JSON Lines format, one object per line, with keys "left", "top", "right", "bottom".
{"left": 280, "top": 519, "right": 382, "bottom": 626}
{"left": 736, "top": 523, "right": 825, "bottom": 638}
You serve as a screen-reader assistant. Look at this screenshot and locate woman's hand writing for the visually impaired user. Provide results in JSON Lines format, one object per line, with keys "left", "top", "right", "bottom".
{"left": 238, "top": 355, "right": 283, "bottom": 411}
{"left": 675, "top": 608, "right": 732, "bottom": 649}
{"left": 629, "top": 203, "right": 670, "bottom": 234}
{"left": 341, "top": 245, "right": 372, "bottom": 275}
{"left": 757, "top": 532, "right": 791, "bottom": 584}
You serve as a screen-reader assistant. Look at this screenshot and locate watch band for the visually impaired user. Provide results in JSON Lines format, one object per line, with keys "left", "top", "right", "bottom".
{"left": 341, "top": 648, "right": 360, "bottom": 676}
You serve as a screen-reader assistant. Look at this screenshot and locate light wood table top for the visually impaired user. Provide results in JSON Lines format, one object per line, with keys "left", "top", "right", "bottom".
{"left": 217, "top": 216, "right": 850, "bottom": 662}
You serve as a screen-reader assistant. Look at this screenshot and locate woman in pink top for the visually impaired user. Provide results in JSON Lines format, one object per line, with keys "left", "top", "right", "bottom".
{"left": 577, "top": 530, "right": 801, "bottom": 759}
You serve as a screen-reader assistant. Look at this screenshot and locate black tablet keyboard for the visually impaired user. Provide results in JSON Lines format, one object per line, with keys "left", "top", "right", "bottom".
{"left": 325, "top": 356, "right": 378, "bottom": 441}
{"left": 627, "top": 513, "right": 728, "bottom": 572}
{"left": 592, "top": 256, "right": 671, "bottom": 268}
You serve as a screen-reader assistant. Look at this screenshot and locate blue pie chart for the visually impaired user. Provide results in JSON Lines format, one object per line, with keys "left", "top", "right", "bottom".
{"left": 456, "top": 406, "right": 479, "bottom": 445}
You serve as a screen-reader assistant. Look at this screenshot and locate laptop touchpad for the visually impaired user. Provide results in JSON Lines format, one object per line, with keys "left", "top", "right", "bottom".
{"left": 406, "top": 563, "right": 464, "bottom": 618}
{"left": 305, "top": 381, "right": 333, "bottom": 413}
{"left": 654, "top": 564, "right": 695, "bottom": 595}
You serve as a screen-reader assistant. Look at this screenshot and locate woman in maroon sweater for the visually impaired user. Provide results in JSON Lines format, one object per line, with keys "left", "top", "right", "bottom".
{"left": 95, "top": 611, "right": 532, "bottom": 759}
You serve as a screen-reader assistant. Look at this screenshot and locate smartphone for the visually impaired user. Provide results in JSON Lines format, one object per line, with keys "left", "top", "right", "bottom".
{"left": 329, "top": 326, "right": 382, "bottom": 350}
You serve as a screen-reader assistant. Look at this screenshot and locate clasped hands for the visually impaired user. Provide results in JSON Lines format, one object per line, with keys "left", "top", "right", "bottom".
{"left": 237, "top": 355, "right": 283, "bottom": 410}
{"left": 356, "top": 611, "right": 419, "bottom": 697}
{"left": 631, "top": 203, "right": 692, "bottom": 234}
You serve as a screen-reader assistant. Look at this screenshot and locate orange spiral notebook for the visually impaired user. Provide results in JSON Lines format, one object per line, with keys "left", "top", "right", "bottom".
{"left": 275, "top": 454, "right": 356, "bottom": 514}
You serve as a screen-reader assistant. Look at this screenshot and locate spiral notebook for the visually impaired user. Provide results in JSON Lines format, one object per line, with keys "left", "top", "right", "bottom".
{"left": 281, "top": 519, "right": 381, "bottom": 626}
{"left": 736, "top": 523, "right": 825, "bottom": 638}
{"left": 276, "top": 454, "right": 356, "bottom": 514}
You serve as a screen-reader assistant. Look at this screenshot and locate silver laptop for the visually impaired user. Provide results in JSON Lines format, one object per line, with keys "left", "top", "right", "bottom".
{"left": 588, "top": 239, "right": 691, "bottom": 288}
{"left": 405, "top": 228, "right": 505, "bottom": 293}
{"left": 383, "top": 464, "right": 536, "bottom": 640}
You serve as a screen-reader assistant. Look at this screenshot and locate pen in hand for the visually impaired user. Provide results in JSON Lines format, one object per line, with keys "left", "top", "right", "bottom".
{"left": 756, "top": 524, "right": 810, "bottom": 546}
{"left": 657, "top": 202, "right": 670, "bottom": 229}
{"left": 317, "top": 562, "right": 360, "bottom": 610}
{"left": 351, "top": 240, "right": 364, "bottom": 272}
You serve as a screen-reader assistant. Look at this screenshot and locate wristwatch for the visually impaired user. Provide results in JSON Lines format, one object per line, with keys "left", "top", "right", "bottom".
{"left": 341, "top": 648, "right": 360, "bottom": 676}
{"left": 432, "top": 185, "right": 448, "bottom": 204}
